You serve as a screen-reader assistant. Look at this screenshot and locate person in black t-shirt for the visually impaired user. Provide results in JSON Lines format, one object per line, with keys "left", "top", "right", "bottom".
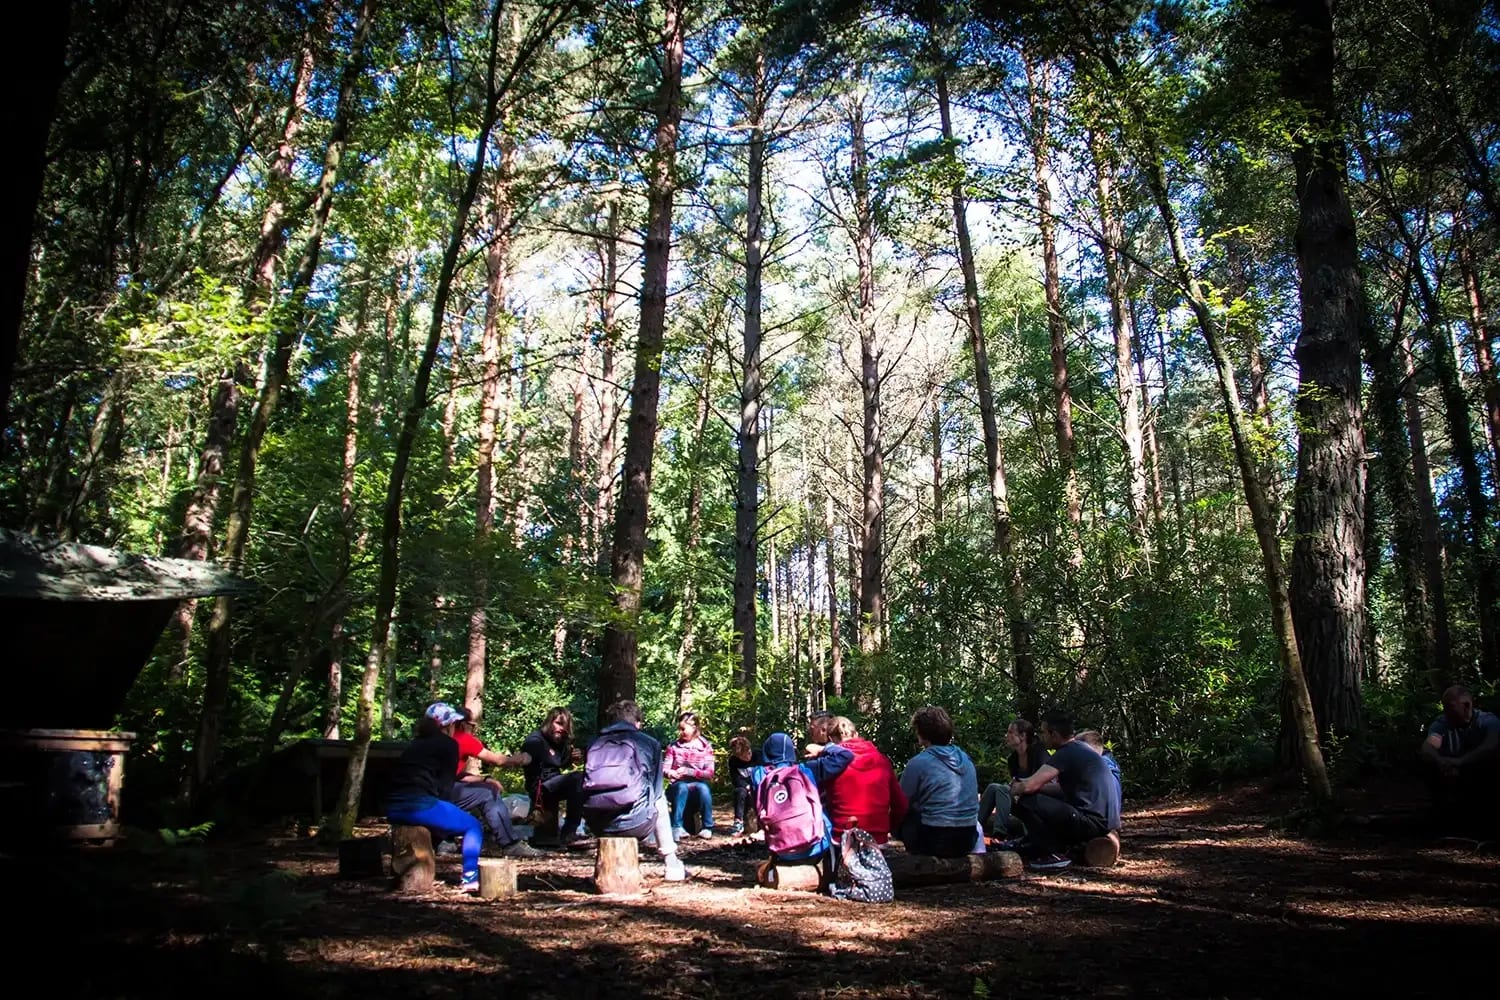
{"left": 979, "top": 718, "right": 1049, "bottom": 838}
{"left": 520, "top": 706, "right": 586, "bottom": 843}
{"left": 726, "top": 735, "right": 761, "bottom": 835}
{"left": 385, "top": 702, "right": 484, "bottom": 891}
{"left": 1009, "top": 710, "right": 1122, "bottom": 870}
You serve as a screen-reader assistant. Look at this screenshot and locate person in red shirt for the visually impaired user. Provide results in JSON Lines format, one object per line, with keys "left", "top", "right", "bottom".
{"left": 817, "top": 716, "right": 908, "bottom": 844}
{"left": 447, "top": 707, "right": 544, "bottom": 857}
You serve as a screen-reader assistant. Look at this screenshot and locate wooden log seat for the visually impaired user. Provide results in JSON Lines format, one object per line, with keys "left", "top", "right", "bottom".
{"left": 1082, "top": 831, "right": 1121, "bottom": 868}
{"left": 884, "top": 850, "right": 1023, "bottom": 887}
{"left": 478, "top": 857, "right": 518, "bottom": 899}
{"left": 390, "top": 824, "right": 436, "bottom": 893}
{"left": 593, "top": 836, "right": 642, "bottom": 895}
{"left": 529, "top": 801, "right": 560, "bottom": 846}
{"left": 754, "top": 859, "right": 823, "bottom": 892}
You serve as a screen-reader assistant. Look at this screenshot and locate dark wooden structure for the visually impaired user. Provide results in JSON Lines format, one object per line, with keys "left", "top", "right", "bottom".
{"left": 0, "top": 531, "right": 246, "bottom": 846}
{"left": 247, "top": 737, "right": 415, "bottom": 828}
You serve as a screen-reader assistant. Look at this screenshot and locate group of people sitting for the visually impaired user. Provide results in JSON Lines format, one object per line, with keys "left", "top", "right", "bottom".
{"left": 383, "top": 696, "right": 1125, "bottom": 891}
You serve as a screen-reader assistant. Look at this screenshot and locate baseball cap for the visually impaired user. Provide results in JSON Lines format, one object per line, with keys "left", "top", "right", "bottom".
{"left": 425, "top": 702, "right": 466, "bottom": 726}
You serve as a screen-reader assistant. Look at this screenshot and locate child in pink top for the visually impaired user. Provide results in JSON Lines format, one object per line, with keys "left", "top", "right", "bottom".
{"left": 664, "top": 711, "right": 716, "bottom": 840}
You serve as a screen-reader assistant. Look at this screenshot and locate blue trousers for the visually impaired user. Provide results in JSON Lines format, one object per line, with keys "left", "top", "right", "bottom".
{"left": 667, "top": 780, "right": 714, "bottom": 831}
{"left": 387, "top": 796, "right": 482, "bottom": 883}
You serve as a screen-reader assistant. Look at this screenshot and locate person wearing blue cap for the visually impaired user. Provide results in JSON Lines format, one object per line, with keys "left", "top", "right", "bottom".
{"left": 384, "top": 702, "right": 485, "bottom": 892}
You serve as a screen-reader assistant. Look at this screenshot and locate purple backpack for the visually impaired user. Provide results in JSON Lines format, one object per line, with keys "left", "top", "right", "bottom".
{"left": 582, "top": 732, "right": 647, "bottom": 812}
{"left": 755, "top": 764, "right": 822, "bottom": 854}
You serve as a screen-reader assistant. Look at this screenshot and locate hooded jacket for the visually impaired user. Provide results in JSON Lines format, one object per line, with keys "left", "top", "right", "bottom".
{"left": 750, "top": 732, "right": 854, "bottom": 860}
{"left": 822, "top": 737, "right": 908, "bottom": 843}
{"left": 899, "top": 743, "right": 979, "bottom": 828}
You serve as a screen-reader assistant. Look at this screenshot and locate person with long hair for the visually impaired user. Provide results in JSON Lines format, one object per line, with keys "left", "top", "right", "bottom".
{"left": 664, "top": 710, "right": 716, "bottom": 840}
{"left": 820, "top": 716, "right": 907, "bottom": 844}
{"left": 520, "top": 707, "right": 586, "bottom": 843}
{"left": 978, "top": 718, "right": 1049, "bottom": 839}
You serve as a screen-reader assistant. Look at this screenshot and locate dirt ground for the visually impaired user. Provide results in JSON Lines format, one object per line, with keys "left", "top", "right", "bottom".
{"left": 8, "top": 775, "right": 1497, "bottom": 999}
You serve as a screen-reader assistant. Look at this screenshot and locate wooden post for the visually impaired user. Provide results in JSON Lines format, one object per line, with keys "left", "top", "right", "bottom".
{"left": 593, "top": 836, "right": 641, "bottom": 895}
{"left": 1082, "top": 831, "right": 1121, "bottom": 868}
{"left": 390, "top": 824, "right": 435, "bottom": 893}
{"left": 755, "top": 859, "right": 823, "bottom": 892}
{"left": 478, "top": 857, "right": 517, "bottom": 899}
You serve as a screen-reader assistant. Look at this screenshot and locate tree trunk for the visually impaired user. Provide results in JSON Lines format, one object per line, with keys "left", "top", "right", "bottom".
{"left": 1282, "top": 0, "right": 1369, "bottom": 751}
{"left": 1401, "top": 319, "right": 1454, "bottom": 679}
{"left": 1363, "top": 264, "right": 1439, "bottom": 681}
{"left": 333, "top": 0, "right": 544, "bottom": 838}
{"left": 848, "top": 96, "right": 885, "bottom": 658}
{"left": 733, "top": 57, "right": 767, "bottom": 691}
{"left": 1093, "top": 133, "right": 1150, "bottom": 559}
{"left": 675, "top": 338, "right": 716, "bottom": 713}
{"left": 934, "top": 69, "right": 1033, "bottom": 712}
{"left": 171, "top": 20, "right": 319, "bottom": 663}
{"left": 1457, "top": 220, "right": 1500, "bottom": 476}
{"left": 194, "top": 0, "right": 374, "bottom": 794}
{"left": 1026, "top": 55, "right": 1084, "bottom": 574}
{"left": 465, "top": 136, "right": 516, "bottom": 722}
{"left": 824, "top": 466, "right": 843, "bottom": 697}
{"left": 593, "top": 197, "right": 623, "bottom": 572}
{"left": 325, "top": 271, "right": 370, "bottom": 738}
{"left": 597, "top": 0, "right": 685, "bottom": 717}
{"left": 0, "top": 3, "right": 68, "bottom": 434}
{"left": 1101, "top": 43, "right": 1332, "bottom": 803}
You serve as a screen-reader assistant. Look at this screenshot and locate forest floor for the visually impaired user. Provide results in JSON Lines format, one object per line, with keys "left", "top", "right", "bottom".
{"left": 10, "top": 773, "right": 1498, "bottom": 999}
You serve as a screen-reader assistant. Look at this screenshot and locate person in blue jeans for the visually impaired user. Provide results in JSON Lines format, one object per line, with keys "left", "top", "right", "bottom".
{"left": 663, "top": 711, "right": 717, "bottom": 840}
{"left": 385, "top": 702, "right": 484, "bottom": 892}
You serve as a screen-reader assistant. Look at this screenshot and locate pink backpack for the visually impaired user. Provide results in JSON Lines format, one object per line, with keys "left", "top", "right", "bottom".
{"left": 755, "top": 764, "right": 823, "bottom": 854}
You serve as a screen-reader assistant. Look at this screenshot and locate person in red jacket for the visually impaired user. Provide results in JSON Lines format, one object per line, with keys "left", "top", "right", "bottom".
{"left": 816, "top": 716, "right": 908, "bottom": 844}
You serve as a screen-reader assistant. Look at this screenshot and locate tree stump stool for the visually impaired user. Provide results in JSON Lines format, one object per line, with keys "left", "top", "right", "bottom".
{"left": 755, "top": 859, "right": 823, "bottom": 892}
{"left": 1082, "top": 831, "right": 1121, "bottom": 868}
{"left": 478, "top": 857, "right": 517, "bottom": 899}
{"left": 593, "top": 836, "right": 642, "bottom": 895}
{"left": 338, "top": 835, "right": 386, "bottom": 879}
{"left": 529, "top": 803, "right": 560, "bottom": 846}
{"left": 390, "top": 825, "right": 436, "bottom": 893}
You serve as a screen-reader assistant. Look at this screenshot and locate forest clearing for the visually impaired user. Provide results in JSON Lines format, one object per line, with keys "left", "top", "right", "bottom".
{"left": 12, "top": 776, "right": 1497, "bottom": 998}
{"left": 3, "top": 3, "right": 1500, "bottom": 991}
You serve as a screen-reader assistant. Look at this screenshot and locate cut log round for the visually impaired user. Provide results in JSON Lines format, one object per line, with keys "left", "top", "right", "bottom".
{"left": 529, "top": 803, "right": 560, "bottom": 846}
{"left": 755, "top": 859, "right": 823, "bottom": 892}
{"left": 1082, "top": 831, "right": 1121, "bottom": 868}
{"left": 885, "top": 850, "right": 1022, "bottom": 887}
{"left": 593, "top": 836, "right": 641, "bottom": 895}
{"left": 478, "top": 857, "right": 517, "bottom": 899}
{"left": 390, "top": 824, "right": 435, "bottom": 893}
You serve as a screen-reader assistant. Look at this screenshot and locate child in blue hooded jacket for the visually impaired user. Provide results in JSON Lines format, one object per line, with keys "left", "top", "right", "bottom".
{"left": 751, "top": 731, "right": 854, "bottom": 868}
{"left": 898, "top": 705, "right": 979, "bottom": 858}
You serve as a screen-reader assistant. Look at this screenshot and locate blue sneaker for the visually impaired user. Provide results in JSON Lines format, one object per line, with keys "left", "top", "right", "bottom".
{"left": 1026, "top": 853, "right": 1072, "bottom": 871}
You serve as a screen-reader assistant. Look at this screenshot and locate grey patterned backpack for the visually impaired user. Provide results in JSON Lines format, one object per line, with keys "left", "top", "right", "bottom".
{"left": 829, "top": 827, "right": 894, "bottom": 903}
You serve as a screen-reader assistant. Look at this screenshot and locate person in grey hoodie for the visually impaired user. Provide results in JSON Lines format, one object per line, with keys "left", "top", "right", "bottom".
{"left": 898, "top": 705, "right": 979, "bottom": 857}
